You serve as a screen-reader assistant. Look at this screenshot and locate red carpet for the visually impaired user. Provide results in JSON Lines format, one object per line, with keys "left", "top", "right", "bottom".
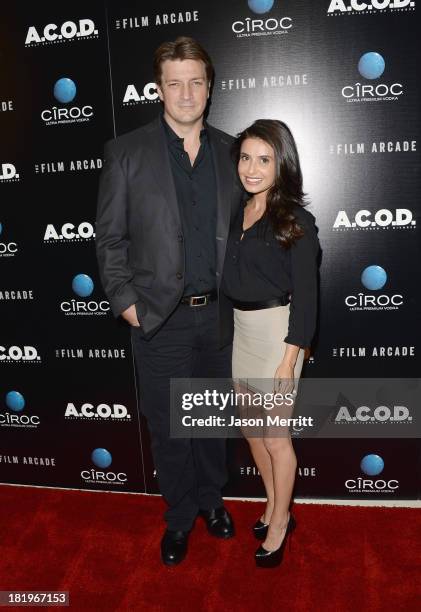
{"left": 0, "top": 485, "right": 420, "bottom": 611}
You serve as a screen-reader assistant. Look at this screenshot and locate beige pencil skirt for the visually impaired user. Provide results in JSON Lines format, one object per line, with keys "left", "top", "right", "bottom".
{"left": 232, "top": 304, "right": 304, "bottom": 394}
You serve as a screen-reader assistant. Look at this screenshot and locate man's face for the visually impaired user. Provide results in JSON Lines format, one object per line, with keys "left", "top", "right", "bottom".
{"left": 157, "top": 59, "right": 210, "bottom": 127}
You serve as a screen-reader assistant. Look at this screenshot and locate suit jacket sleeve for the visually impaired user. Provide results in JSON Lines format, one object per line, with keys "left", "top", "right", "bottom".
{"left": 95, "top": 140, "right": 138, "bottom": 318}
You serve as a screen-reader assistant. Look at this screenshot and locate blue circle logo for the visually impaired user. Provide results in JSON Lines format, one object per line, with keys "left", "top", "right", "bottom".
{"left": 248, "top": 0, "right": 274, "bottom": 14}
{"left": 360, "top": 454, "right": 384, "bottom": 476}
{"left": 72, "top": 274, "right": 94, "bottom": 297}
{"left": 358, "top": 52, "right": 385, "bottom": 80}
{"left": 361, "top": 265, "right": 387, "bottom": 291}
{"left": 91, "top": 448, "right": 112, "bottom": 469}
{"left": 53, "top": 78, "right": 77, "bottom": 103}
{"left": 6, "top": 391, "right": 25, "bottom": 412}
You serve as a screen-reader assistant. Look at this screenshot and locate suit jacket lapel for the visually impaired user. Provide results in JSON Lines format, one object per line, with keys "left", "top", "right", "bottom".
{"left": 142, "top": 118, "right": 182, "bottom": 228}
{"left": 208, "top": 127, "right": 233, "bottom": 286}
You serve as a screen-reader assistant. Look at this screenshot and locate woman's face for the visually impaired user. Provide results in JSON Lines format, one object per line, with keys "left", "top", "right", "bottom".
{"left": 238, "top": 137, "right": 276, "bottom": 197}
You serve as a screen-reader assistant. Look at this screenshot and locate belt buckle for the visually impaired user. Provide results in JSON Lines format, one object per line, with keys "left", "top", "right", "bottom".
{"left": 190, "top": 295, "right": 207, "bottom": 307}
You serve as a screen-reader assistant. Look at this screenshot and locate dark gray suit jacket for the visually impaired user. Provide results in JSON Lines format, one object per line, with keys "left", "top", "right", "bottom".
{"left": 96, "top": 117, "right": 243, "bottom": 345}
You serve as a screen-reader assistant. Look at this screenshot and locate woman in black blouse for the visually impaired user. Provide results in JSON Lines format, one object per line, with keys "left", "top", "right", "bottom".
{"left": 221, "top": 119, "right": 319, "bottom": 568}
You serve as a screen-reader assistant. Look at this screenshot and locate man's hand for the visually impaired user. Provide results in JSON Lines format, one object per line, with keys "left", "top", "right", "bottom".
{"left": 121, "top": 304, "right": 141, "bottom": 327}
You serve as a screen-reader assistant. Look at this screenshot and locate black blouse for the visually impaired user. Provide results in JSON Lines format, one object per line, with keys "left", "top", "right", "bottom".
{"left": 221, "top": 205, "right": 319, "bottom": 348}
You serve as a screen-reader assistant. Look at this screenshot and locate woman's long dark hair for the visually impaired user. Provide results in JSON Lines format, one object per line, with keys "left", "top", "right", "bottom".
{"left": 233, "top": 119, "right": 306, "bottom": 249}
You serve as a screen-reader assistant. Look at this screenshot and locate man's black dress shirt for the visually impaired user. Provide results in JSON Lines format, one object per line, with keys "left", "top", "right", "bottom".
{"left": 163, "top": 116, "right": 217, "bottom": 295}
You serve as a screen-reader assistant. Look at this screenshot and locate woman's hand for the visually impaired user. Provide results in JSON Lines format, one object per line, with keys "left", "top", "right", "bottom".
{"left": 274, "top": 343, "right": 300, "bottom": 395}
{"left": 274, "top": 361, "right": 295, "bottom": 396}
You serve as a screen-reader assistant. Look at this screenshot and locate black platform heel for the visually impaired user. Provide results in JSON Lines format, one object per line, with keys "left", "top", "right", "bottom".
{"left": 252, "top": 518, "right": 269, "bottom": 540}
{"left": 255, "top": 514, "right": 296, "bottom": 568}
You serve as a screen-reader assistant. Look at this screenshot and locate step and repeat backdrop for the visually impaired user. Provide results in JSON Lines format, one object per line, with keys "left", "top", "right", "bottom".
{"left": 1, "top": 0, "right": 420, "bottom": 500}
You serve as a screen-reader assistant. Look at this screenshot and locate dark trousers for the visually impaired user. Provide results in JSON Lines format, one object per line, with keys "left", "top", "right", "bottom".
{"left": 131, "top": 300, "right": 232, "bottom": 531}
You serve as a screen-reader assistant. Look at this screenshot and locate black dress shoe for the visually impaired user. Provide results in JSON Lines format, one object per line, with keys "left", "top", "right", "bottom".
{"left": 200, "top": 506, "right": 235, "bottom": 539}
{"left": 255, "top": 514, "right": 296, "bottom": 568}
{"left": 160, "top": 529, "right": 189, "bottom": 566}
{"left": 252, "top": 518, "right": 269, "bottom": 540}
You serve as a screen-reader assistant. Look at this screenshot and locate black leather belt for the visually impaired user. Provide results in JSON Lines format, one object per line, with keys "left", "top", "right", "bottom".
{"left": 232, "top": 295, "right": 290, "bottom": 311}
{"left": 180, "top": 290, "right": 217, "bottom": 307}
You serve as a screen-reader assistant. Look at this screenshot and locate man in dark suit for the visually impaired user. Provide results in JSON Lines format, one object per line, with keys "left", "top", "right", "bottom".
{"left": 96, "top": 37, "right": 243, "bottom": 565}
